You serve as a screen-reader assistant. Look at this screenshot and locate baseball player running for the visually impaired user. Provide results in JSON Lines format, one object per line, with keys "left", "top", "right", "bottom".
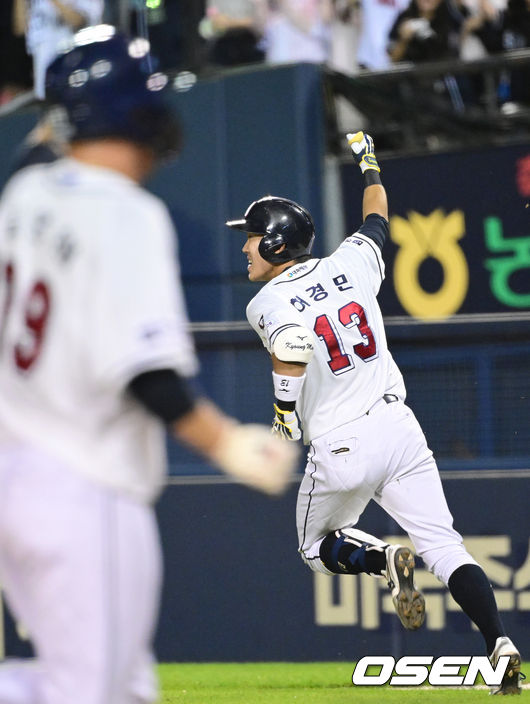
{"left": 226, "top": 132, "right": 523, "bottom": 694}
{"left": 0, "top": 26, "right": 296, "bottom": 704}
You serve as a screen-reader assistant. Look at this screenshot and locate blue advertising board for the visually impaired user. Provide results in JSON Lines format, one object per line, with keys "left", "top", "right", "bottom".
{"left": 341, "top": 143, "right": 530, "bottom": 320}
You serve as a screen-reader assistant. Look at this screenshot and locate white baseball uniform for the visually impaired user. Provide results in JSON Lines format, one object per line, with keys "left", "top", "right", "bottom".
{"left": 25, "top": 0, "right": 104, "bottom": 98}
{"left": 0, "top": 158, "right": 198, "bottom": 704}
{"left": 247, "top": 217, "right": 478, "bottom": 585}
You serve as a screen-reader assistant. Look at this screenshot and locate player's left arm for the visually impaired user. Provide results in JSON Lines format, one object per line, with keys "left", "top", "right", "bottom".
{"left": 347, "top": 131, "right": 389, "bottom": 250}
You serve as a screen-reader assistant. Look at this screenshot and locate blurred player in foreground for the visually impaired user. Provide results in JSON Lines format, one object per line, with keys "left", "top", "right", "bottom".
{"left": 227, "top": 132, "right": 522, "bottom": 694}
{"left": 0, "top": 25, "right": 297, "bottom": 704}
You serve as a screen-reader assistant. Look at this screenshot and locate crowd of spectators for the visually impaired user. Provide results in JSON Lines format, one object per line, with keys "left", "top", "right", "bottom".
{"left": 199, "top": 0, "right": 530, "bottom": 109}
{"left": 1, "top": 0, "right": 529, "bottom": 111}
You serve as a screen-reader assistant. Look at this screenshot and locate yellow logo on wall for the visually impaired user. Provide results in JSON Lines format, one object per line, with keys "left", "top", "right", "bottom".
{"left": 390, "top": 209, "right": 469, "bottom": 320}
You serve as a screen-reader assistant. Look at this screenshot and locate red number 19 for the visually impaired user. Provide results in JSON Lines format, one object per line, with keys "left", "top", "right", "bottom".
{"left": 1, "top": 262, "right": 51, "bottom": 372}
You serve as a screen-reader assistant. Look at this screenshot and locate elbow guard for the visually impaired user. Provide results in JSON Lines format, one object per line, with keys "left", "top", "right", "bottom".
{"left": 272, "top": 325, "right": 315, "bottom": 364}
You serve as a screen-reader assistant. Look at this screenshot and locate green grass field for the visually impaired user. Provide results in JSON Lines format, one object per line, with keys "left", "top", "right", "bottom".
{"left": 158, "top": 662, "right": 529, "bottom": 703}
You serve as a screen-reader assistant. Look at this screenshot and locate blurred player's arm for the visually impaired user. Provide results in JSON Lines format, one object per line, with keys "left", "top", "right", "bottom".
{"left": 347, "top": 131, "right": 389, "bottom": 249}
{"left": 128, "top": 369, "right": 297, "bottom": 495}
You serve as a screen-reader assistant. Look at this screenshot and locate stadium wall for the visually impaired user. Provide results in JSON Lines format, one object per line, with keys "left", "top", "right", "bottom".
{"left": 2, "top": 474, "right": 529, "bottom": 660}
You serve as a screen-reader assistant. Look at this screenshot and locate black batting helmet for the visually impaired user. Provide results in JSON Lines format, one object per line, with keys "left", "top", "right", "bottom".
{"left": 45, "top": 25, "right": 181, "bottom": 159}
{"left": 226, "top": 196, "right": 315, "bottom": 264}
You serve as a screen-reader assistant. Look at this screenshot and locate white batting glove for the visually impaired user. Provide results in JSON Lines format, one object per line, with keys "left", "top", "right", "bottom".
{"left": 346, "top": 131, "right": 380, "bottom": 174}
{"left": 212, "top": 423, "right": 298, "bottom": 495}
{"left": 272, "top": 404, "right": 302, "bottom": 441}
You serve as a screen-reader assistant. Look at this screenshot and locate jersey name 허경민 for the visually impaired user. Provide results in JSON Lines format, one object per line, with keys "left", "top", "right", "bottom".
{"left": 247, "top": 232, "right": 405, "bottom": 443}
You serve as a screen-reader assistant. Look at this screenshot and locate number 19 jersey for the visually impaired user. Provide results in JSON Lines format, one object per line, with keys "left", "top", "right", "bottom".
{"left": 246, "top": 227, "right": 405, "bottom": 443}
{"left": 0, "top": 159, "right": 198, "bottom": 502}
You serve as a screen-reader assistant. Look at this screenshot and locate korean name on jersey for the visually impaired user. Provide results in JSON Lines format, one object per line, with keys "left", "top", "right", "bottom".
{"left": 246, "top": 231, "right": 406, "bottom": 444}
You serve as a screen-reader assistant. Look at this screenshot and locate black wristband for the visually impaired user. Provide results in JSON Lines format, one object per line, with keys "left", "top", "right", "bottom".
{"left": 363, "top": 170, "right": 382, "bottom": 187}
{"left": 275, "top": 398, "right": 296, "bottom": 412}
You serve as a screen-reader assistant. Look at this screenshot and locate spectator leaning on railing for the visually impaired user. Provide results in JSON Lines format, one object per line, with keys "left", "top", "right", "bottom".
{"left": 387, "top": 0, "right": 477, "bottom": 110}
{"left": 454, "top": 0, "right": 530, "bottom": 104}
{"left": 452, "top": 0, "right": 505, "bottom": 59}
{"left": 387, "top": 0, "right": 464, "bottom": 62}
{"left": 15, "top": 0, "right": 103, "bottom": 99}
{"left": 199, "top": 0, "right": 265, "bottom": 67}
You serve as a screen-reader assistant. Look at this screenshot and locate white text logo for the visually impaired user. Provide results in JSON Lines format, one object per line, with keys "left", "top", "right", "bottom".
{"left": 351, "top": 655, "right": 509, "bottom": 687}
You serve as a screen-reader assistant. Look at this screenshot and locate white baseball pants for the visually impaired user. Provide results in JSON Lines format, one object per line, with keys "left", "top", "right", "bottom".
{"left": 0, "top": 448, "right": 161, "bottom": 704}
{"left": 297, "top": 398, "right": 478, "bottom": 585}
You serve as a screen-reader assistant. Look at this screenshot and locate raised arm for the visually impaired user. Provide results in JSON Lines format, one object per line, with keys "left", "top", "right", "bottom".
{"left": 346, "top": 131, "right": 389, "bottom": 250}
{"left": 347, "top": 131, "right": 388, "bottom": 221}
{"left": 362, "top": 182, "right": 388, "bottom": 222}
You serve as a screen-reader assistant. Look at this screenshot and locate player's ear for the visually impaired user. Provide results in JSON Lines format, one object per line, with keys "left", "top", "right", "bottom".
{"left": 269, "top": 244, "right": 289, "bottom": 264}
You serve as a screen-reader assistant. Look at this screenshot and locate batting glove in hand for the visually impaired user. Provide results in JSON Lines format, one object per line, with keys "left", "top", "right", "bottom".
{"left": 347, "top": 131, "right": 380, "bottom": 174}
{"left": 272, "top": 404, "right": 302, "bottom": 441}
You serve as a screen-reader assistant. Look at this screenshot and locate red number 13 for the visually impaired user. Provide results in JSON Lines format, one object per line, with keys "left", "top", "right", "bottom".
{"left": 314, "top": 301, "right": 377, "bottom": 375}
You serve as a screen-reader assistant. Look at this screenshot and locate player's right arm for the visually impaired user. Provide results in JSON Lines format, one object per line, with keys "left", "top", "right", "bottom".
{"left": 171, "top": 398, "right": 299, "bottom": 493}
{"left": 127, "top": 370, "right": 297, "bottom": 495}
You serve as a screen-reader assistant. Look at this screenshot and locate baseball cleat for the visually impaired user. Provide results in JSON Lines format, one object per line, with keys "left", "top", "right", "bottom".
{"left": 384, "top": 545, "right": 425, "bottom": 630}
{"left": 489, "top": 636, "right": 522, "bottom": 695}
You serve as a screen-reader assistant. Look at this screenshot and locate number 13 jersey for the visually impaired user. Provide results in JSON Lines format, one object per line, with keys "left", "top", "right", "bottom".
{"left": 246, "top": 220, "right": 406, "bottom": 443}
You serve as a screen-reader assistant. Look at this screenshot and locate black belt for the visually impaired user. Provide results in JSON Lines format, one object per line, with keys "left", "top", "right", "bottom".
{"left": 366, "top": 394, "right": 399, "bottom": 415}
